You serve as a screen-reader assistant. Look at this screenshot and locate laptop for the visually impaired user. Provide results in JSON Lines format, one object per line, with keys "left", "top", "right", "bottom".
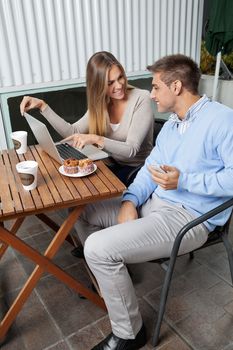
{"left": 24, "top": 112, "right": 108, "bottom": 164}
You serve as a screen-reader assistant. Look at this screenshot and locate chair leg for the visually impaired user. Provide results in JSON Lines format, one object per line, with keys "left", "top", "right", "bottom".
{"left": 152, "top": 253, "right": 178, "bottom": 347}
{"left": 221, "top": 231, "right": 233, "bottom": 286}
{"left": 152, "top": 215, "right": 206, "bottom": 346}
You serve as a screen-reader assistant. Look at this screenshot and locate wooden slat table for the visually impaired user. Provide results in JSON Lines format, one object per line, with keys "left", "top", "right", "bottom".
{"left": 0, "top": 145, "right": 126, "bottom": 342}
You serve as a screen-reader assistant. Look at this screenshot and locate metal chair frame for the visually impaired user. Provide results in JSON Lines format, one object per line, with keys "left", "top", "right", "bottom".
{"left": 152, "top": 197, "right": 233, "bottom": 347}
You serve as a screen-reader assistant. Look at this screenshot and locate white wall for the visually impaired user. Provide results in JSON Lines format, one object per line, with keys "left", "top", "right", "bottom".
{"left": 0, "top": 0, "right": 204, "bottom": 92}
{"left": 0, "top": 0, "right": 204, "bottom": 148}
{"left": 199, "top": 75, "right": 233, "bottom": 109}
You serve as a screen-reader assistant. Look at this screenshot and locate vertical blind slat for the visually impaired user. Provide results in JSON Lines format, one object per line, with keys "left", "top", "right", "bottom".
{"left": 0, "top": 0, "right": 204, "bottom": 89}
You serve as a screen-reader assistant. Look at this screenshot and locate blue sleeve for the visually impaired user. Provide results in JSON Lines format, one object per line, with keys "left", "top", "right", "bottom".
{"left": 178, "top": 121, "right": 233, "bottom": 197}
{"left": 122, "top": 140, "right": 163, "bottom": 206}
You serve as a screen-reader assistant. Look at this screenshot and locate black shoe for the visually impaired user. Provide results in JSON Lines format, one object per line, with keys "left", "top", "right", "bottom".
{"left": 71, "top": 246, "right": 84, "bottom": 259}
{"left": 91, "top": 323, "right": 146, "bottom": 350}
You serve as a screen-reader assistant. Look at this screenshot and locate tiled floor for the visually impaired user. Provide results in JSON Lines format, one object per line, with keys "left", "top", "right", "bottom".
{"left": 1, "top": 211, "right": 233, "bottom": 350}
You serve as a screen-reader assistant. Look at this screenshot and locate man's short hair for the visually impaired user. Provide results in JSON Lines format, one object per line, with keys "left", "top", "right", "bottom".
{"left": 147, "top": 54, "right": 201, "bottom": 94}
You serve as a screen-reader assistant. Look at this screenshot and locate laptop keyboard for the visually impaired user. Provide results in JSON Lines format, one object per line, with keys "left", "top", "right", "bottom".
{"left": 56, "top": 143, "right": 87, "bottom": 160}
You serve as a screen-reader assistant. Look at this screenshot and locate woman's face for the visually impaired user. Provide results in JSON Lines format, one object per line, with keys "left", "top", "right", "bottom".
{"left": 106, "top": 65, "right": 126, "bottom": 100}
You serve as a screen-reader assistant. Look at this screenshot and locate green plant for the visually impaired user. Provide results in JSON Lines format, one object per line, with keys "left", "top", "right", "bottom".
{"left": 222, "top": 51, "right": 233, "bottom": 72}
{"left": 200, "top": 41, "right": 233, "bottom": 76}
{"left": 200, "top": 41, "right": 216, "bottom": 75}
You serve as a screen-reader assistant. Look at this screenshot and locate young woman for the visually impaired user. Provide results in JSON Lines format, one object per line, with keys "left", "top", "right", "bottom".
{"left": 20, "top": 51, "right": 154, "bottom": 184}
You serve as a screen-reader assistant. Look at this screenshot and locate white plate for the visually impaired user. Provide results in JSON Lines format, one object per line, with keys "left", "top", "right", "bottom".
{"left": 58, "top": 164, "right": 97, "bottom": 178}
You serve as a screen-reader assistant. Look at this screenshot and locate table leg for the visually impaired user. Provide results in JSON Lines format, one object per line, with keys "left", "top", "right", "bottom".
{"left": 0, "top": 206, "right": 106, "bottom": 341}
{"left": 35, "top": 213, "right": 75, "bottom": 246}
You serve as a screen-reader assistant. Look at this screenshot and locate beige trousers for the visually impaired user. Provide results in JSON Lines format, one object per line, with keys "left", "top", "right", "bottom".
{"left": 75, "top": 195, "right": 208, "bottom": 339}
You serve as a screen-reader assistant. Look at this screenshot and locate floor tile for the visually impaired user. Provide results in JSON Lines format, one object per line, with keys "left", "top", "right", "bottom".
{"left": 156, "top": 337, "right": 193, "bottom": 350}
{"left": 1, "top": 217, "right": 232, "bottom": 350}
{"left": 44, "top": 341, "right": 70, "bottom": 350}
{"left": 1, "top": 290, "right": 62, "bottom": 350}
{"left": 224, "top": 298, "right": 233, "bottom": 316}
{"left": 0, "top": 249, "right": 28, "bottom": 294}
{"left": 175, "top": 312, "right": 233, "bottom": 350}
{"left": 35, "top": 263, "right": 106, "bottom": 337}
{"left": 130, "top": 262, "right": 165, "bottom": 297}
{"left": 67, "top": 325, "right": 104, "bottom": 350}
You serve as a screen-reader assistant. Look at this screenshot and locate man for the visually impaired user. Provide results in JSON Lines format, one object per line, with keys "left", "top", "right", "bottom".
{"left": 77, "top": 54, "right": 233, "bottom": 350}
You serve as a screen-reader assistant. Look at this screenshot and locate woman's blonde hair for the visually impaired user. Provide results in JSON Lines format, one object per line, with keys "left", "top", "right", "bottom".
{"left": 86, "top": 51, "right": 127, "bottom": 136}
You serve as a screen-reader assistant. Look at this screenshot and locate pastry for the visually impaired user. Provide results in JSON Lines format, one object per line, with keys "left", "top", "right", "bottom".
{"left": 63, "top": 158, "right": 79, "bottom": 174}
{"left": 78, "top": 158, "right": 94, "bottom": 175}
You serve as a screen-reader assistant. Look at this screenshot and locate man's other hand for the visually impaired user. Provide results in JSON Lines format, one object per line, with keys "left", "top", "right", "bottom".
{"left": 118, "top": 201, "right": 138, "bottom": 224}
{"left": 148, "top": 165, "right": 180, "bottom": 190}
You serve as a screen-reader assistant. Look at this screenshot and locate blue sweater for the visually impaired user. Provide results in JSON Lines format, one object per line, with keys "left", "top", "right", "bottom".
{"left": 123, "top": 99, "right": 233, "bottom": 231}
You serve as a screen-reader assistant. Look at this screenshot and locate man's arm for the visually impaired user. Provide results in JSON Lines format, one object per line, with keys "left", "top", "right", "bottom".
{"left": 122, "top": 147, "right": 160, "bottom": 207}
{"left": 177, "top": 127, "right": 233, "bottom": 197}
{"left": 117, "top": 201, "right": 138, "bottom": 224}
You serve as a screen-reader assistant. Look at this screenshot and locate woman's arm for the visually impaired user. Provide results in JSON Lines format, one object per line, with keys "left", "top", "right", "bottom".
{"left": 20, "top": 96, "right": 89, "bottom": 138}
{"left": 103, "top": 91, "right": 153, "bottom": 159}
{"left": 20, "top": 96, "right": 48, "bottom": 114}
{"left": 42, "top": 105, "right": 89, "bottom": 138}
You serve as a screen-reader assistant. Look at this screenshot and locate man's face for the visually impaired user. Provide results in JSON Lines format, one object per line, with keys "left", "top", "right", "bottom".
{"left": 150, "top": 73, "right": 176, "bottom": 113}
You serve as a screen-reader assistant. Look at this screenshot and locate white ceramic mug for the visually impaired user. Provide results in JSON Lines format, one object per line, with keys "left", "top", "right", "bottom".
{"left": 10, "top": 131, "right": 28, "bottom": 154}
{"left": 16, "top": 160, "right": 38, "bottom": 190}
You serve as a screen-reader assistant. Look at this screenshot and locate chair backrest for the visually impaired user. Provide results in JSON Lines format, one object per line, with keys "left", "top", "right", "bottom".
{"left": 194, "top": 204, "right": 233, "bottom": 251}
{"left": 153, "top": 118, "right": 166, "bottom": 145}
{"left": 125, "top": 118, "right": 166, "bottom": 186}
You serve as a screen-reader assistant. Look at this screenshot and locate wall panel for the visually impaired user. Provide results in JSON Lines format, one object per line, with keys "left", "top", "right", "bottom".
{"left": 0, "top": 0, "right": 204, "bottom": 91}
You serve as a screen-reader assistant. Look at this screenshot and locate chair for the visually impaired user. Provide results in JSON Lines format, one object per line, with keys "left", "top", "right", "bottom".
{"left": 152, "top": 197, "right": 233, "bottom": 347}
{"left": 125, "top": 118, "right": 166, "bottom": 186}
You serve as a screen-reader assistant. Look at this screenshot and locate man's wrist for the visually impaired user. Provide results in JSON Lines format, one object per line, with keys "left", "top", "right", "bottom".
{"left": 121, "top": 200, "right": 136, "bottom": 209}
{"left": 122, "top": 193, "right": 139, "bottom": 208}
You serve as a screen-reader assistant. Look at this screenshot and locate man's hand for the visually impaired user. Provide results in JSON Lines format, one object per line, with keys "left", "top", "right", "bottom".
{"left": 117, "top": 201, "right": 138, "bottom": 224}
{"left": 148, "top": 165, "right": 180, "bottom": 190}
{"left": 63, "top": 133, "right": 104, "bottom": 149}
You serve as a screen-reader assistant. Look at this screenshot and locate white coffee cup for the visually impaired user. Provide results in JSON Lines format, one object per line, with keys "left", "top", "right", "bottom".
{"left": 10, "top": 131, "right": 28, "bottom": 154}
{"left": 16, "top": 160, "right": 38, "bottom": 190}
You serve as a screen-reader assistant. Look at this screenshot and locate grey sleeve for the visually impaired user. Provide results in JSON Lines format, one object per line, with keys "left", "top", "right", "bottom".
{"left": 103, "top": 91, "right": 153, "bottom": 158}
{"left": 41, "top": 105, "right": 89, "bottom": 137}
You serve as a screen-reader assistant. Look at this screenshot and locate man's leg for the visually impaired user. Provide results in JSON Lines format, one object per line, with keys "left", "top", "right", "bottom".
{"left": 84, "top": 197, "right": 208, "bottom": 340}
{"left": 74, "top": 197, "right": 122, "bottom": 245}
